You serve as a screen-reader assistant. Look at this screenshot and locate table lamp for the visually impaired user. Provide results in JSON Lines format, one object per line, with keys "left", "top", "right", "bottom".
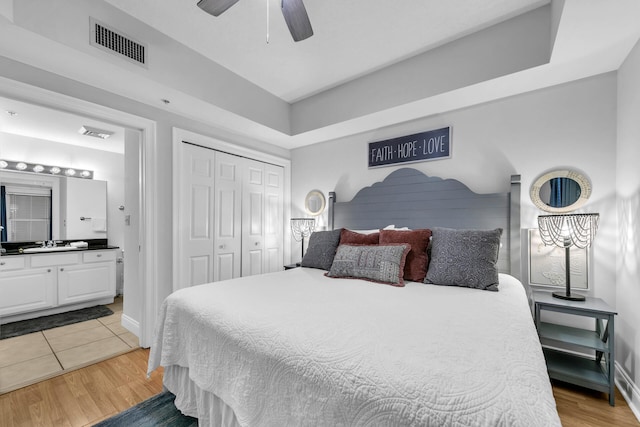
{"left": 537, "top": 213, "right": 599, "bottom": 301}
{"left": 290, "top": 218, "right": 315, "bottom": 263}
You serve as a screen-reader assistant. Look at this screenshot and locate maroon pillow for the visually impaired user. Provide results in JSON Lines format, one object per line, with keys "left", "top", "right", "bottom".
{"left": 379, "top": 229, "right": 432, "bottom": 281}
{"left": 340, "top": 229, "right": 380, "bottom": 245}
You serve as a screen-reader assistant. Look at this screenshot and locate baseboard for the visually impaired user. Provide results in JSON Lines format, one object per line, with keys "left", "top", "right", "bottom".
{"left": 616, "top": 362, "right": 640, "bottom": 422}
{"left": 121, "top": 313, "right": 140, "bottom": 337}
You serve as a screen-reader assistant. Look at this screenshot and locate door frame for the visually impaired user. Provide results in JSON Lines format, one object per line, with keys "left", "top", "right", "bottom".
{"left": 172, "top": 128, "right": 291, "bottom": 290}
{"left": 0, "top": 76, "right": 158, "bottom": 347}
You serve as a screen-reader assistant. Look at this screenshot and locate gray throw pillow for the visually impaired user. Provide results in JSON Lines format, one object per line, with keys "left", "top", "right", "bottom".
{"left": 300, "top": 229, "right": 343, "bottom": 270}
{"left": 326, "top": 244, "right": 410, "bottom": 286}
{"left": 424, "top": 227, "right": 503, "bottom": 291}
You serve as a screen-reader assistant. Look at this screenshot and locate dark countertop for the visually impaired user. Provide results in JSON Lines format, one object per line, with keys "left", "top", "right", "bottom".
{"left": 0, "top": 239, "right": 119, "bottom": 256}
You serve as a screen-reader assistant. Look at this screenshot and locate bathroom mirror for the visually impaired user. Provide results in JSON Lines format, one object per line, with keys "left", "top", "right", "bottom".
{"left": 530, "top": 169, "right": 592, "bottom": 213}
{"left": 304, "top": 190, "right": 326, "bottom": 216}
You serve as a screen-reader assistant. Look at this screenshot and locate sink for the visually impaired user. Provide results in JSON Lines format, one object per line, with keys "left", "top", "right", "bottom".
{"left": 22, "top": 246, "right": 80, "bottom": 253}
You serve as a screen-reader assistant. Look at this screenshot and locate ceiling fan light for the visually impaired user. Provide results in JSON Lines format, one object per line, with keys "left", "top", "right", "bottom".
{"left": 197, "top": 0, "right": 239, "bottom": 16}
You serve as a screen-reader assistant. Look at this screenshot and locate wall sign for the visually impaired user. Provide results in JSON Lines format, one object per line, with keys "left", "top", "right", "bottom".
{"left": 368, "top": 127, "right": 451, "bottom": 168}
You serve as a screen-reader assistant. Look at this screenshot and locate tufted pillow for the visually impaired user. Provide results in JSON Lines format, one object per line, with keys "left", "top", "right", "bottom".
{"left": 301, "top": 229, "right": 343, "bottom": 270}
{"left": 340, "top": 228, "right": 380, "bottom": 245}
{"left": 379, "top": 228, "right": 432, "bottom": 282}
{"left": 326, "top": 244, "right": 410, "bottom": 286}
{"left": 425, "top": 227, "right": 503, "bottom": 291}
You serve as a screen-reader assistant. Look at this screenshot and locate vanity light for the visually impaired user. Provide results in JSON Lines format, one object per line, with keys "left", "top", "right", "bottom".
{"left": 0, "top": 159, "right": 93, "bottom": 179}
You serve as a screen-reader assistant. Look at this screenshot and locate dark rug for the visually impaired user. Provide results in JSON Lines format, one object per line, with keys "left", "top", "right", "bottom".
{"left": 0, "top": 305, "right": 113, "bottom": 340}
{"left": 93, "top": 391, "right": 197, "bottom": 427}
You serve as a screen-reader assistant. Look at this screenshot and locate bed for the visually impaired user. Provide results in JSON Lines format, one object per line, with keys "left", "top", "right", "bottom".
{"left": 148, "top": 168, "right": 561, "bottom": 426}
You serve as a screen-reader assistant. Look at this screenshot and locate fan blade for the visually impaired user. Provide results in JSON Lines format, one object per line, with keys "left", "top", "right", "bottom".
{"left": 281, "top": 0, "right": 313, "bottom": 42}
{"left": 197, "top": 0, "right": 239, "bottom": 16}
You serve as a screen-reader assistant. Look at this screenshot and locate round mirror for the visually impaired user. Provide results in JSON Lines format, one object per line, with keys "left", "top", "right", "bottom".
{"left": 304, "top": 190, "right": 326, "bottom": 216}
{"left": 530, "top": 170, "right": 591, "bottom": 213}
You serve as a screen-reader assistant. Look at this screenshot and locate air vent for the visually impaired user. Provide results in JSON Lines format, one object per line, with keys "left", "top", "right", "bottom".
{"left": 90, "top": 18, "right": 147, "bottom": 67}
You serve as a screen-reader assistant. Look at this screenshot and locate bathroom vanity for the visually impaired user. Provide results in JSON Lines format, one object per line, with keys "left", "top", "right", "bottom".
{"left": 0, "top": 242, "right": 118, "bottom": 324}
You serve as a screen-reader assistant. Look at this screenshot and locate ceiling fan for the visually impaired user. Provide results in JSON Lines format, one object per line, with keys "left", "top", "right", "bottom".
{"left": 197, "top": 0, "right": 314, "bottom": 42}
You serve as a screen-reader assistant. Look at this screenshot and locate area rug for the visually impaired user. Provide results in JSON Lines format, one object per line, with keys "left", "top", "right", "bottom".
{"left": 93, "top": 391, "right": 197, "bottom": 427}
{"left": 0, "top": 305, "right": 113, "bottom": 340}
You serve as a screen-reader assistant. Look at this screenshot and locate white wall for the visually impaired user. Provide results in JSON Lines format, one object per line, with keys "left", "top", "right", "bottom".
{"left": 292, "top": 73, "right": 617, "bottom": 303}
{"left": 616, "top": 38, "right": 640, "bottom": 414}
{"left": 0, "top": 132, "right": 124, "bottom": 248}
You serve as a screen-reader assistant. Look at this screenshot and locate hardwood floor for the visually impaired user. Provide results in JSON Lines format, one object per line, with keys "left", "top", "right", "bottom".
{"left": 0, "top": 348, "right": 163, "bottom": 427}
{"left": 1, "top": 348, "right": 638, "bottom": 426}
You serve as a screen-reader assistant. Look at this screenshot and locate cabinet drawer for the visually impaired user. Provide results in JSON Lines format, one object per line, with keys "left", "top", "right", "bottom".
{"left": 0, "top": 256, "right": 26, "bottom": 271}
{"left": 31, "top": 253, "right": 80, "bottom": 267}
{"left": 83, "top": 251, "right": 116, "bottom": 263}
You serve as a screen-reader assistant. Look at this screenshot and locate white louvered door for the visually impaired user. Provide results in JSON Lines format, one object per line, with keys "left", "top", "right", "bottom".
{"left": 242, "top": 159, "right": 265, "bottom": 277}
{"left": 263, "top": 163, "right": 284, "bottom": 274}
{"left": 178, "top": 142, "right": 284, "bottom": 286}
{"left": 213, "top": 152, "right": 242, "bottom": 281}
{"left": 177, "top": 143, "right": 215, "bottom": 290}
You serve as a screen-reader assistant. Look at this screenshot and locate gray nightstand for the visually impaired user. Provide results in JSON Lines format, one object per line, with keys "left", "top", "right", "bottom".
{"left": 534, "top": 291, "right": 617, "bottom": 406}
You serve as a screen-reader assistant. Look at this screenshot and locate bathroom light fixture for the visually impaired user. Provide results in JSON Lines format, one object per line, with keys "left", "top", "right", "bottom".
{"left": 78, "top": 125, "right": 113, "bottom": 139}
{"left": 0, "top": 159, "right": 93, "bottom": 179}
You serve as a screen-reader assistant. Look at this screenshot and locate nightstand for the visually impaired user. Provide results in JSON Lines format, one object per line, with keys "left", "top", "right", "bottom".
{"left": 284, "top": 263, "right": 300, "bottom": 270}
{"left": 534, "top": 291, "right": 617, "bottom": 406}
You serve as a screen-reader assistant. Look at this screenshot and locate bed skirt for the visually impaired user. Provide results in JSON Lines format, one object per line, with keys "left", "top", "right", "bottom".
{"left": 164, "top": 365, "right": 241, "bottom": 427}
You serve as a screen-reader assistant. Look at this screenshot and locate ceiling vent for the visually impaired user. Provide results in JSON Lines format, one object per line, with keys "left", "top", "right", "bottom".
{"left": 79, "top": 125, "right": 113, "bottom": 139}
{"left": 90, "top": 18, "right": 147, "bottom": 67}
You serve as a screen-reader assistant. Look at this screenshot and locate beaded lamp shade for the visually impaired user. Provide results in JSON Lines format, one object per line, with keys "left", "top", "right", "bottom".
{"left": 537, "top": 213, "right": 599, "bottom": 301}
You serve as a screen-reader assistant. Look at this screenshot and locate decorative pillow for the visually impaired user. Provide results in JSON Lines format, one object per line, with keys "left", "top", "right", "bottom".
{"left": 340, "top": 228, "right": 380, "bottom": 245}
{"left": 424, "top": 227, "right": 503, "bottom": 291}
{"left": 379, "top": 228, "right": 432, "bottom": 282}
{"left": 300, "top": 229, "right": 343, "bottom": 270}
{"left": 326, "top": 244, "right": 410, "bottom": 286}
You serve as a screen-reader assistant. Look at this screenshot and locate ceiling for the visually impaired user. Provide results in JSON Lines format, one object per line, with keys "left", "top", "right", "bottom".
{"left": 102, "top": 0, "right": 548, "bottom": 103}
{"left": 1, "top": 0, "right": 640, "bottom": 153}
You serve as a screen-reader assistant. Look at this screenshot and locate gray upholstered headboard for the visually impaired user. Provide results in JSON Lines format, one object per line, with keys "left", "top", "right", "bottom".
{"left": 328, "top": 168, "right": 521, "bottom": 279}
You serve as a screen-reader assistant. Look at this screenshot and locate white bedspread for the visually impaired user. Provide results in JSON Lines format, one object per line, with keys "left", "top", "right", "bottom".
{"left": 148, "top": 268, "right": 560, "bottom": 426}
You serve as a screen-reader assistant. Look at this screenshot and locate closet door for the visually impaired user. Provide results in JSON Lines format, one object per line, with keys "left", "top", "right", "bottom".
{"left": 213, "top": 152, "right": 242, "bottom": 281}
{"left": 178, "top": 143, "right": 215, "bottom": 289}
{"left": 263, "top": 164, "right": 284, "bottom": 273}
{"left": 241, "top": 159, "right": 265, "bottom": 277}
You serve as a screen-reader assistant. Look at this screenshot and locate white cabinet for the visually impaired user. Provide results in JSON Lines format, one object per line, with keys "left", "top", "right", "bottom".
{"left": 0, "top": 267, "right": 56, "bottom": 317}
{"left": 60, "top": 178, "right": 108, "bottom": 239}
{"left": 58, "top": 251, "right": 116, "bottom": 305}
{"left": 0, "top": 250, "right": 116, "bottom": 323}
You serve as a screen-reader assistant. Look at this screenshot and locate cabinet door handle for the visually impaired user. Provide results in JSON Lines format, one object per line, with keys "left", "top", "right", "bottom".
{"left": 219, "top": 244, "right": 225, "bottom": 249}
{"left": 0, "top": 261, "right": 5, "bottom": 266}
{"left": 47, "top": 269, "right": 51, "bottom": 273}
{"left": 60, "top": 268, "right": 64, "bottom": 271}
{"left": 254, "top": 242, "right": 260, "bottom": 246}
{"left": 97, "top": 254, "right": 102, "bottom": 257}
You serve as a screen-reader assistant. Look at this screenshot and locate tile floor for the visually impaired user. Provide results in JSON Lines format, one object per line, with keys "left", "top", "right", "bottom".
{"left": 0, "top": 297, "right": 139, "bottom": 394}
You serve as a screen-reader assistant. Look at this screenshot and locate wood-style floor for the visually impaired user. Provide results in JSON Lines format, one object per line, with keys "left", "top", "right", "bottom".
{"left": 1, "top": 348, "right": 638, "bottom": 426}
